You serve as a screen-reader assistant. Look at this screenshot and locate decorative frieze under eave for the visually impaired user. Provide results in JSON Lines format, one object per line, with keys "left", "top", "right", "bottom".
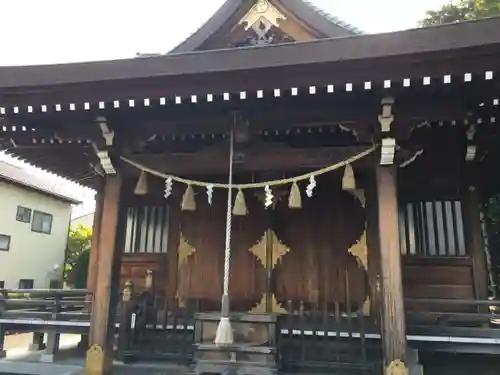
{"left": 3, "top": 116, "right": 499, "bottom": 161}
{"left": 0, "top": 70, "right": 497, "bottom": 117}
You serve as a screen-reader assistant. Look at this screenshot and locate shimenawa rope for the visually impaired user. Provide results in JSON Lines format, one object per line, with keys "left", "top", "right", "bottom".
{"left": 120, "top": 144, "right": 378, "bottom": 190}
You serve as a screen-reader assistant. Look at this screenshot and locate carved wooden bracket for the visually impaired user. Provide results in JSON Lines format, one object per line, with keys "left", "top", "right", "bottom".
{"left": 465, "top": 122, "right": 477, "bottom": 161}
{"left": 97, "top": 116, "right": 114, "bottom": 147}
{"left": 380, "top": 138, "right": 396, "bottom": 165}
{"left": 96, "top": 150, "right": 116, "bottom": 175}
{"left": 94, "top": 116, "right": 117, "bottom": 175}
{"left": 378, "top": 97, "right": 395, "bottom": 133}
{"left": 379, "top": 97, "right": 396, "bottom": 165}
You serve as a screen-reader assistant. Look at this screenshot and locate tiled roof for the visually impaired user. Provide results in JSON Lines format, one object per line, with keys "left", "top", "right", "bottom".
{"left": 0, "top": 161, "right": 82, "bottom": 204}
{"left": 303, "top": 1, "right": 363, "bottom": 34}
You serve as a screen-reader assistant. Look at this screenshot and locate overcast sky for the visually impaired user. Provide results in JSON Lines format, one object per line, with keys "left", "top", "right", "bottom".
{"left": 0, "top": 0, "right": 447, "bottom": 66}
{"left": 0, "top": 0, "right": 448, "bottom": 215}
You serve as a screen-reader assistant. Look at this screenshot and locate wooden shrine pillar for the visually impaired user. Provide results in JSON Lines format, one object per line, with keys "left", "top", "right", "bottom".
{"left": 376, "top": 164, "right": 408, "bottom": 373}
{"left": 87, "top": 186, "right": 104, "bottom": 298}
{"left": 84, "top": 175, "right": 123, "bottom": 375}
{"left": 462, "top": 185, "right": 489, "bottom": 301}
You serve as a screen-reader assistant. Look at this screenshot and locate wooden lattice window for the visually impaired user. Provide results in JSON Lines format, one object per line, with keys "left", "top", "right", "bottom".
{"left": 123, "top": 205, "right": 170, "bottom": 254}
{"left": 399, "top": 200, "right": 467, "bottom": 257}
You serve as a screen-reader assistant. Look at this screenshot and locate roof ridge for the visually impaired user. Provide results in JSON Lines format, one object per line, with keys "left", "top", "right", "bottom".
{"left": 302, "top": 0, "right": 363, "bottom": 34}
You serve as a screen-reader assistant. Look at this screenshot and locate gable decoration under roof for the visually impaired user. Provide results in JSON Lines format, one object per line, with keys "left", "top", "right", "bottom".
{"left": 169, "top": 0, "right": 360, "bottom": 53}
{"left": 238, "top": 0, "right": 288, "bottom": 45}
{"left": 239, "top": 0, "right": 287, "bottom": 30}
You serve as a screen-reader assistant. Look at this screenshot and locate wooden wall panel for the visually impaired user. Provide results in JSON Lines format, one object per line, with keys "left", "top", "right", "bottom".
{"left": 118, "top": 176, "right": 373, "bottom": 313}
{"left": 403, "top": 257, "right": 475, "bottom": 311}
{"left": 403, "top": 265, "right": 472, "bottom": 286}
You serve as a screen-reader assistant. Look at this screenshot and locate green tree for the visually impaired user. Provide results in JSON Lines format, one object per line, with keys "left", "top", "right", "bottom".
{"left": 65, "top": 224, "right": 92, "bottom": 288}
{"left": 419, "top": 0, "right": 500, "bottom": 26}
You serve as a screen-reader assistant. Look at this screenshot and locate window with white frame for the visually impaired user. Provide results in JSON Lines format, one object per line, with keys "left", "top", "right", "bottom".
{"left": 31, "top": 211, "right": 53, "bottom": 234}
{"left": 18, "top": 279, "right": 34, "bottom": 289}
{"left": 0, "top": 234, "right": 11, "bottom": 251}
{"left": 16, "top": 206, "right": 32, "bottom": 223}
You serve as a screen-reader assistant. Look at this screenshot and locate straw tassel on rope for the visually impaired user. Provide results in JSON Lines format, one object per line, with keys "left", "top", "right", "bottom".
{"left": 288, "top": 181, "right": 302, "bottom": 209}
{"left": 233, "top": 189, "right": 248, "bottom": 216}
{"left": 342, "top": 163, "right": 356, "bottom": 191}
{"left": 181, "top": 184, "right": 196, "bottom": 211}
{"left": 134, "top": 170, "right": 149, "bottom": 195}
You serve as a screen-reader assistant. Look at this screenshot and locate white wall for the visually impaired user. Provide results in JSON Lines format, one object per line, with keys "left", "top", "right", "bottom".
{"left": 0, "top": 181, "right": 72, "bottom": 289}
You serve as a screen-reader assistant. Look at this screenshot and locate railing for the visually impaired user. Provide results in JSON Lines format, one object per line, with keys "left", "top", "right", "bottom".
{"left": 279, "top": 300, "right": 381, "bottom": 373}
{"left": 115, "top": 271, "right": 382, "bottom": 374}
{"left": 0, "top": 288, "right": 93, "bottom": 360}
{"left": 3, "top": 283, "right": 499, "bottom": 368}
{"left": 0, "top": 288, "right": 92, "bottom": 321}
{"left": 116, "top": 280, "right": 197, "bottom": 364}
{"left": 405, "top": 298, "right": 500, "bottom": 353}
{"left": 116, "top": 293, "right": 382, "bottom": 373}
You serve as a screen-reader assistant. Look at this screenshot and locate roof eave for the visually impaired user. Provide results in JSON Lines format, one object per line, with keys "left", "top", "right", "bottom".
{"left": 1, "top": 17, "right": 499, "bottom": 89}
{"left": 0, "top": 175, "right": 82, "bottom": 205}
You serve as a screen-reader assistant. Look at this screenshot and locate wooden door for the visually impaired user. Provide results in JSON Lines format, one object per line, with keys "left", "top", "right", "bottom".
{"left": 271, "top": 176, "right": 369, "bottom": 313}
{"left": 177, "top": 188, "right": 268, "bottom": 311}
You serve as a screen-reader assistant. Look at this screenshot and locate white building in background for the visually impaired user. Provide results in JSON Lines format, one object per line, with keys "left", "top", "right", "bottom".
{"left": 71, "top": 211, "right": 95, "bottom": 229}
{"left": 0, "top": 161, "right": 81, "bottom": 290}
